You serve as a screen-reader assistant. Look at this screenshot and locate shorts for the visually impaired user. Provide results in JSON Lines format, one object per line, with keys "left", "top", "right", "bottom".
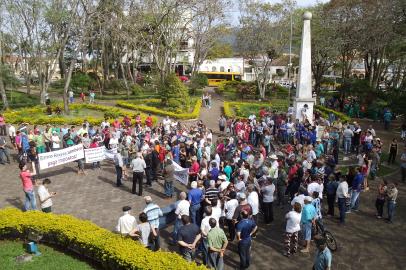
{"left": 302, "top": 222, "right": 312, "bottom": 241}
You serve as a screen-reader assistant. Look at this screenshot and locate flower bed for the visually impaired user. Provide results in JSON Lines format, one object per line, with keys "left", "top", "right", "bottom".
{"left": 315, "top": 105, "right": 351, "bottom": 122}
{"left": 223, "top": 100, "right": 289, "bottom": 118}
{"left": 3, "top": 103, "right": 156, "bottom": 126}
{"left": 117, "top": 99, "right": 202, "bottom": 120}
{"left": 0, "top": 208, "right": 204, "bottom": 270}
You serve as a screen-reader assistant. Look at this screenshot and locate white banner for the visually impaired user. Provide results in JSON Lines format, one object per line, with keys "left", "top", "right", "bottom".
{"left": 38, "top": 144, "right": 84, "bottom": 170}
{"left": 173, "top": 161, "right": 189, "bottom": 186}
{"left": 84, "top": 146, "right": 117, "bottom": 163}
{"left": 84, "top": 147, "right": 105, "bottom": 163}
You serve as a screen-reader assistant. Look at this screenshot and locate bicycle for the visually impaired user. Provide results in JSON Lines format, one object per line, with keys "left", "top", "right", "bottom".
{"left": 313, "top": 219, "right": 338, "bottom": 251}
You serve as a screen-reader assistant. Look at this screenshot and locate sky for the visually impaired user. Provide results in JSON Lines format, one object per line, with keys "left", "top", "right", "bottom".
{"left": 227, "top": 0, "right": 330, "bottom": 25}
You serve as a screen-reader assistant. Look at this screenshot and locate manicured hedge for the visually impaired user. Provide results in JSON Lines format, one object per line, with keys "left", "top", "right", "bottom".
{"left": 3, "top": 103, "right": 156, "bottom": 126}
{"left": 315, "top": 105, "right": 351, "bottom": 123}
{"left": 0, "top": 208, "right": 205, "bottom": 270}
{"left": 117, "top": 99, "right": 202, "bottom": 120}
{"left": 223, "top": 100, "right": 289, "bottom": 118}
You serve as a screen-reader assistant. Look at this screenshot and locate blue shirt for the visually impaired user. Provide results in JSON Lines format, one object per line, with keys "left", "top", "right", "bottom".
{"left": 210, "top": 167, "right": 219, "bottom": 180}
{"left": 301, "top": 204, "right": 317, "bottom": 224}
{"left": 236, "top": 218, "right": 256, "bottom": 244}
{"left": 188, "top": 188, "right": 203, "bottom": 206}
{"left": 352, "top": 172, "right": 364, "bottom": 192}
{"left": 143, "top": 203, "right": 163, "bottom": 229}
{"left": 172, "top": 145, "right": 180, "bottom": 162}
{"left": 314, "top": 247, "right": 332, "bottom": 270}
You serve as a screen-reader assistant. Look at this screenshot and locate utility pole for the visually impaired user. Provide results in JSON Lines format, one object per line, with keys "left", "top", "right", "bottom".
{"left": 288, "top": 4, "right": 293, "bottom": 103}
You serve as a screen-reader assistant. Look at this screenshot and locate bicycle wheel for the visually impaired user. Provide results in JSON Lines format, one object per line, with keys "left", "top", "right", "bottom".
{"left": 323, "top": 231, "right": 337, "bottom": 251}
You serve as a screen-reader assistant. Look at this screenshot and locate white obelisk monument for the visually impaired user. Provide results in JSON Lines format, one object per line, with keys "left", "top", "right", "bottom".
{"left": 293, "top": 11, "right": 315, "bottom": 123}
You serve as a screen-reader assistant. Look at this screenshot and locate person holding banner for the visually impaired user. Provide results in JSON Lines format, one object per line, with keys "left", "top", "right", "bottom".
{"left": 130, "top": 152, "right": 146, "bottom": 196}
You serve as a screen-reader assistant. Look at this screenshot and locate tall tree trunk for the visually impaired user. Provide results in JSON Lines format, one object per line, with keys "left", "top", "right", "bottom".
{"left": 59, "top": 49, "right": 66, "bottom": 79}
{"left": 120, "top": 62, "right": 130, "bottom": 99}
{"left": 0, "top": 76, "right": 8, "bottom": 109}
{"left": 63, "top": 59, "right": 77, "bottom": 114}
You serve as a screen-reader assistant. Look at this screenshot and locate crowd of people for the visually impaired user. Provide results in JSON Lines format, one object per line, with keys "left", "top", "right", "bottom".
{"left": 0, "top": 100, "right": 404, "bottom": 269}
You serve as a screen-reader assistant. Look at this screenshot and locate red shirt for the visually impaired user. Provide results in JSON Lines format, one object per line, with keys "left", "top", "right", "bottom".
{"left": 189, "top": 162, "right": 200, "bottom": 175}
{"left": 145, "top": 116, "right": 153, "bottom": 127}
{"left": 20, "top": 171, "right": 33, "bottom": 192}
{"left": 0, "top": 116, "right": 5, "bottom": 126}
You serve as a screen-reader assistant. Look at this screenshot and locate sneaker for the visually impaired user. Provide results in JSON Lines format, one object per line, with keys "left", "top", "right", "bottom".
{"left": 346, "top": 210, "right": 351, "bottom": 214}
{"left": 377, "top": 216, "right": 382, "bottom": 219}
{"left": 300, "top": 249, "right": 310, "bottom": 253}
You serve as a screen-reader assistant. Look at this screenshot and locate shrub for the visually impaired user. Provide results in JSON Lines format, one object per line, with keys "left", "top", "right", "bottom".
{"left": 0, "top": 208, "right": 204, "bottom": 270}
{"left": 131, "top": 83, "right": 144, "bottom": 96}
{"left": 3, "top": 104, "right": 156, "bottom": 125}
{"left": 315, "top": 105, "right": 351, "bottom": 122}
{"left": 159, "top": 73, "right": 190, "bottom": 109}
{"left": 117, "top": 99, "right": 202, "bottom": 120}
{"left": 71, "top": 72, "right": 95, "bottom": 91}
{"left": 189, "top": 74, "right": 208, "bottom": 90}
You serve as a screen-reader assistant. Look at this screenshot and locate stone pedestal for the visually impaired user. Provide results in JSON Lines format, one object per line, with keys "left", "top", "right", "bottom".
{"left": 293, "top": 11, "right": 315, "bottom": 123}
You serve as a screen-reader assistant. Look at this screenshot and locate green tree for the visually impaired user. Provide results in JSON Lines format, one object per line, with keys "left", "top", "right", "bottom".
{"left": 159, "top": 73, "right": 190, "bottom": 109}
{"left": 206, "top": 42, "right": 234, "bottom": 59}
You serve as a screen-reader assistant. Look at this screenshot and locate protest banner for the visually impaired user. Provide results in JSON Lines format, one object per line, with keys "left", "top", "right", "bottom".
{"left": 38, "top": 144, "right": 84, "bottom": 170}
{"left": 173, "top": 161, "right": 189, "bottom": 185}
{"left": 84, "top": 147, "right": 105, "bottom": 163}
{"left": 84, "top": 147, "right": 117, "bottom": 163}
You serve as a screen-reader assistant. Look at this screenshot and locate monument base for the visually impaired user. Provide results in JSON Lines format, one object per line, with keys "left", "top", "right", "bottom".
{"left": 293, "top": 97, "right": 316, "bottom": 123}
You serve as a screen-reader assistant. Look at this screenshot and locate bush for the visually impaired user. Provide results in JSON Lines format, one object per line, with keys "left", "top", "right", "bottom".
{"left": 3, "top": 104, "right": 156, "bottom": 125}
{"left": 189, "top": 74, "right": 208, "bottom": 90}
{"left": 315, "top": 105, "right": 351, "bottom": 123}
{"left": 117, "top": 99, "right": 202, "bottom": 120}
{"left": 71, "top": 72, "right": 95, "bottom": 91}
{"left": 131, "top": 83, "right": 144, "bottom": 96}
{"left": 0, "top": 208, "right": 204, "bottom": 270}
{"left": 159, "top": 74, "right": 190, "bottom": 109}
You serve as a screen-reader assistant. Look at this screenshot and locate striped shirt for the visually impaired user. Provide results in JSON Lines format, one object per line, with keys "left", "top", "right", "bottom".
{"left": 143, "top": 203, "right": 163, "bottom": 229}
{"left": 205, "top": 187, "right": 219, "bottom": 202}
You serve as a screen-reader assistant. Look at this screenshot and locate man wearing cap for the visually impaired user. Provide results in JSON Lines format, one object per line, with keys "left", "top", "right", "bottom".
{"left": 143, "top": 196, "right": 163, "bottom": 251}
{"left": 300, "top": 196, "right": 316, "bottom": 253}
{"left": 130, "top": 152, "right": 146, "bottom": 195}
{"left": 116, "top": 206, "right": 137, "bottom": 235}
{"left": 313, "top": 236, "right": 332, "bottom": 270}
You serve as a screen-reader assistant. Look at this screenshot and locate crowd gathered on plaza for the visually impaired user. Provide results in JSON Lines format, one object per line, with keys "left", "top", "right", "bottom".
{"left": 0, "top": 102, "right": 404, "bottom": 270}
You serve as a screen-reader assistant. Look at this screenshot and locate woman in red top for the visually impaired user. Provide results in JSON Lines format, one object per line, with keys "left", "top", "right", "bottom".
{"left": 19, "top": 163, "right": 37, "bottom": 211}
{"left": 189, "top": 156, "right": 200, "bottom": 182}
{"left": 80, "top": 92, "right": 85, "bottom": 102}
{"left": 0, "top": 113, "right": 6, "bottom": 136}
{"left": 361, "top": 157, "right": 370, "bottom": 190}
{"left": 90, "top": 138, "right": 101, "bottom": 169}
{"left": 145, "top": 114, "right": 153, "bottom": 128}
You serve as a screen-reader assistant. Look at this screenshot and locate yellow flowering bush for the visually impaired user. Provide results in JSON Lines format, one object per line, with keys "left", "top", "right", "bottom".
{"left": 117, "top": 99, "right": 202, "bottom": 120}
{"left": 3, "top": 104, "right": 156, "bottom": 126}
{"left": 0, "top": 208, "right": 205, "bottom": 270}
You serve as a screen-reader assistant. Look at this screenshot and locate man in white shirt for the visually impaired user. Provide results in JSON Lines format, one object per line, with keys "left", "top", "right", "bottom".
{"left": 172, "top": 192, "right": 190, "bottom": 244}
{"left": 130, "top": 152, "right": 146, "bottom": 195}
{"left": 224, "top": 191, "right": 239, "bottom": 241}
{"left": 247, "top": 185, "right": 259, "bottom": 222}
{"left": 116, "top": 206, "right": 137, "bottom": 235}
{"left": 336, "top": 177, "right": 349, "bottom": 224}
{"left": 36, "top": 178, "right": 56, "bottom": 213}
{"left": 308, "top": 180, "right": 323, "bottom": 199}
{"left": 307, "top": 146, "right": 316, "bottom": 163}
{"left": 200, "top": 206, "right": 216, "bottom": 265}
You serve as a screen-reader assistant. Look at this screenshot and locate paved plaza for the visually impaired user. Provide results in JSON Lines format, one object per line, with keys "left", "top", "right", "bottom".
{"left": 0, "top": 93, "right": 405, "bottom": 270}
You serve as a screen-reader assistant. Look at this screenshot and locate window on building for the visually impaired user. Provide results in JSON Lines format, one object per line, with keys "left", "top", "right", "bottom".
{"left": 220, "top": 66, "right": 225, "bottom": 72}
{"left": 212, "top": 66, "right": 217, "bottom": 72}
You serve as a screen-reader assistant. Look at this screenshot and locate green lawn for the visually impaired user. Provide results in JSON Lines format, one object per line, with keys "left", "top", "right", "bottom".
{"left": 0, "top": 240, "right": 95, "bottom": 270}
{"left": 0, "top": 91, "right": 39, "bottom": 108}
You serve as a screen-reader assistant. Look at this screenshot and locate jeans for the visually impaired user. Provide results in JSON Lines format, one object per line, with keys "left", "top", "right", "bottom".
{"left": 262, "top": 201, "right": 274, "bottom": 224}
{"left": 145, "top": 167, "right": 152, "bottom": 185}
{"left": 401, "top": 167, "right": 406, "bottom": 183}
{"left": 388, "top": 150, "right": 397, "bottom": 164}
{"left": 42, "top": 206, "right": 52, "bottom": 213}
{"left": 384, "top": 120, "right": 390, "bottom": 130}
{"left": 0, "top": 147, "right": 10, "bottom": 163}
{"left": 150, "top": 228, "right": 160, "bottom": 251}
{"left": 338, "top": 197, "right": 346, "bottom": 223}
{"left": 0, "top": 125, "right": 6, "bottom": 136}
{"left": 238, "top": 240, "right": 251, "bottom": 270}
{"left": 350, "top": 190, "right": 360, "bottom": 210}
{"left": 387, "top": 201, "right": 396, "bottom": 222}
{"left": 327, "top": 193, "right": 335, "bottom": 216}
{"left": 24, "top": 190, "right": 37, "bottom": 211}
{"left": 190, "top": 204, "right": 201, "bottom": 225}
{"left": 200, "top": 238, "right": 209, "bottom": 265}
{"left": 276, "top": 186, "right": 286, "bottom": 206}
{"left": 182, "top": 249, "right": 196, "bottom": 262}
{"left": 375, "top": 198, "right": 385, "bottom": 217}
{"left": 164, "top": 180, "right": 173, "bottom": 197}
{"left": 209, "top": 251, "right": 224, "bottom": 270}
{"left": 226, "top": 219, "right": 236, "bottom": 241}
{"left": 132, "top": 172, "right": 144, "bottom": 195}
{"left": 344, "top": 138, "right": 352, "bottom": 154}
{"left": 172, "top": 218, "right": 183, "bottom": 243}
{"left": 115, "top": 165, "right": 123, "bottom": 186}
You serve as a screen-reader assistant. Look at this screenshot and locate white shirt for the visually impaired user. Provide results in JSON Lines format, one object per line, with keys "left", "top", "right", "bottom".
{"left": 308, "top": 182, "right": 322, "bottom": 199}
{"left": 201, "top": 215, "right": 217, "bottom": 236}
{"left": 8, "top": 125, "right": 16, "bottom": 137}
{"left": 240, "top": 168, "right": 249, "bottom": 182}
{"left": 130, "top": 158, "right": 146, "bottom": 172}
{"left": 116, "top": 212, "right": 137, "bottom": 235}
{"left": 212, "top": 206, "right": 222, "bottom": 221}
{"left": 247, "top": 191, "right": 259, "bottom": 215}
{"left": 336, "top": 181, "right": 349, "bottom": 199}
{"left": 225, "top": 199, "right": 239, "bottom": 220}
{"left": 51, "top": 135, "right": 60, "bottom": 149}
{"left": 68, "top": 90, "right": 74, "bottom": 98}
{"left": 101, "top": 121, "right": 110, "bottom": 129}
{"left": 37, "top": 185, "right": 52, "bottom": 209}
{"left": 175, "top": 199, "right": 190, "bottom": 219}
{"left": 285, "top": 211, "right": 301, "bottom": 233}
{"left": 307, "top": 150, "right": 316, "bottom": 162}
{"left": 291, "top": 194, "right": 305, "bottom": 207}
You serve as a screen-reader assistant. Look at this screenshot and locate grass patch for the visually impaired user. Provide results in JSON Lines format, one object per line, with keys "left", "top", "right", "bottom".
{"left": 0, "top": 91, "right": 39, "bottom": 109}
{"left": 0, "top": 240, "right": 94, "bottom": 270}
{"left": 223, "top": 100, "right": 289, "bottom": 118}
